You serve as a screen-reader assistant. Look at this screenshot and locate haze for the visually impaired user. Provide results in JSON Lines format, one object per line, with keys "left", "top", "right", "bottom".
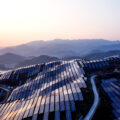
{"left": 0, "top": 0, "right": 120, "bottom": 47}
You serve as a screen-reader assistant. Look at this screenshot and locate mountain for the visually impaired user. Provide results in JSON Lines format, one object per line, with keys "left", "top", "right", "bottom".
{"left": 84, "top": 50, "right": 120, "bottom": 60}
{"left": 0, "top": 53, "right": 26, "bottom": 68}
{"left": 16, "top": 55, "right": 59, "bottom": 68}
{"left": 25, "top": 39, "right": 113, "bottom": 57}
{"left": 0, "top": 39, "right": 118, "bottom": 57}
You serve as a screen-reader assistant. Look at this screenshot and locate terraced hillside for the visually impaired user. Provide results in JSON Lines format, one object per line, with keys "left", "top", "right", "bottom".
{"left": 0, "top": 56, "right": 120, "bottom": 120}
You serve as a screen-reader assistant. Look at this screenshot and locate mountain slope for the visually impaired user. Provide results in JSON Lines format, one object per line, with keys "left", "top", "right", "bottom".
{"left": 0, "top": 53, "right": 26, "bottom": 64}
{"left": 16, "top": 55, "right": 59, "bottom": 68}
{"left": 84, "top": 50, "right": 120, "bottom": 60}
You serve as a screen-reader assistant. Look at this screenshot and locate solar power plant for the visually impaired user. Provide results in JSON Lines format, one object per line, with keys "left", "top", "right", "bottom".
{"left": 0, "top": 56, "right": 120, "bottom": 120}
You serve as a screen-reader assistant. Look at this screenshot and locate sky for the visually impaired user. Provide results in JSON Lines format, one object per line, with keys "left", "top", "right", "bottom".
{"left": 0, "top": 0, "right": 120, "bottom": 47}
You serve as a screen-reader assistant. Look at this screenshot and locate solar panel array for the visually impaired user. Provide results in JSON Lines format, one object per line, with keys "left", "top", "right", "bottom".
{"left": 0, "top": 56, "right": 120, "bottom": 120}
{"left": 81, "top": 56, "right": 120, "bottom": 73}
{"left": 0, "top": 64, "right": 42, "bottom": 87}
{"left": 0, "top": 60, "right": 87, "bottom": 120}
{"left": 101, "top": 78, "right": 120, "bottom": 119}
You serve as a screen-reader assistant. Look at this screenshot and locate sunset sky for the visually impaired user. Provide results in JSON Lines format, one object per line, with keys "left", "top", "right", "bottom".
{"left": 0, "top": 0, "right": 120, "bottom": 47}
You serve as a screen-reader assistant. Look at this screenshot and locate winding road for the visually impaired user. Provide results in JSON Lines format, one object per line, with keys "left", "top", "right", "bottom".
{"left": 84, "top": 75, "right": 99, "bottom": 120}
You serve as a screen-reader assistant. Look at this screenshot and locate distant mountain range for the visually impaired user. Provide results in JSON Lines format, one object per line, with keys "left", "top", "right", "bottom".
{"left": 0, "top": 50, "right": 120, "bottom": 70}
{"left": 0, "top": 39, "right": 120, "bottom": 70}
{"left": 0, "top": 39, "right": 120, "bottom": 57}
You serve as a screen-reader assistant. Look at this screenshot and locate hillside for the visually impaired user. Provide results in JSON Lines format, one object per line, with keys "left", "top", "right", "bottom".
{"left": 16, "top": 55, "right": 59, "bottom": 68}
{"left": 0, "top": 53, "right": 26, "bottom": 64}
{"left": 84, "top": 50, "right": 120, "bottom": 60}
